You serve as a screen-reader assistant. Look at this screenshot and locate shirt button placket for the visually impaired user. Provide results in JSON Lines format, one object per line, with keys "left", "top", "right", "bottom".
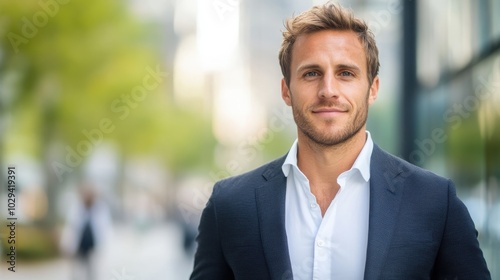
{"left": 317, "top": 240, "right": 324, "bottom": 247}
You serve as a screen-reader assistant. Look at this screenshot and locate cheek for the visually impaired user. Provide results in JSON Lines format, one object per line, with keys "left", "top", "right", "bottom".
{"left": 289, "top": 87, "right": 310, "bottom": 105}
{"left": 294, "top": 94, "right": 316, "bottom": 111}
{"left": 345, "top": 95, "right": 368, "bottom": 112}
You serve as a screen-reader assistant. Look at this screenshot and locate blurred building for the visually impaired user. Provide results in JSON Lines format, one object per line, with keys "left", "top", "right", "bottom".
{"left": 401, "top": 1, "right": 500, "bottom": 278}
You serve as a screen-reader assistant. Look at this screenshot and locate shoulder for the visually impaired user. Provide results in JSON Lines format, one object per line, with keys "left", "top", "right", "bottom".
{"left": 371, "top": 144, "right": 451, "bottom": 191}
{"left": 210, "top": 155, "right": 287, "bottom": 200}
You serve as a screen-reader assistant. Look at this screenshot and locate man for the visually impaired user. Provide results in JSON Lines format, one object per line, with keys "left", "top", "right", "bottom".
{"left": 191, "top": 3, "right": 491, "bottom": 280}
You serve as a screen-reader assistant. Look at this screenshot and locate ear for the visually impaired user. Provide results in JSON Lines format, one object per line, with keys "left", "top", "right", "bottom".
{"left": 281, "top": 78, "right": 292, "bottom": 106}
{"left": 368, "top": 76, "right": 379, "bottom": 106}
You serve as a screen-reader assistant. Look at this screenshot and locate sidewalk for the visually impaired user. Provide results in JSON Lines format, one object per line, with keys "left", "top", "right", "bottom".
{"left": 0, "top": 222, "right": 194, "bottom": 280}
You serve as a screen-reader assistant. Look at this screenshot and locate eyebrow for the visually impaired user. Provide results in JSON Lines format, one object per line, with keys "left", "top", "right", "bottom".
{"left": 336, "top": 63, "right": 362, "bottom": 73}
{"left": 296, "top": 63, "right": 322, "bottom": 74}
{"left": 296, "top": 63, "right": 362, "bottom": 74}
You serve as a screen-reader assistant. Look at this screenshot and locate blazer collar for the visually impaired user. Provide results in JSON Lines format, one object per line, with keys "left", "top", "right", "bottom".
{"left": 364, "top": 145, "right": 407, "bottom": 280}
{"left": 255, "top": 155, "right": 293, "bottom": 280}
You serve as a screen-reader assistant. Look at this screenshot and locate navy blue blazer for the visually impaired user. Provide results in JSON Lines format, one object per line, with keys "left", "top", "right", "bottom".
{"left": 191, "top": 145, "right": 491, "bottom": 279}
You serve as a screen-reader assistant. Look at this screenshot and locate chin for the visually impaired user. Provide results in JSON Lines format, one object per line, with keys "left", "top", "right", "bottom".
{"left": 305, "top": 125, "right": 364, "bottom": 146}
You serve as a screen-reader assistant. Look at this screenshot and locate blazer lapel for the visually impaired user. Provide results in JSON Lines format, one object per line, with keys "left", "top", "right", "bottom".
{"left": 255, "top": 158, "right": 293, "bottom": 280}
{"left": 364, "top": 145, "right": 406, "bottom": 280}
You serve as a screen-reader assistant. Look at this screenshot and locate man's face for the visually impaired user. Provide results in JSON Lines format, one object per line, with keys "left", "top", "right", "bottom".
{"left": 281, "top": 30, "right": 379, "bottom": 146}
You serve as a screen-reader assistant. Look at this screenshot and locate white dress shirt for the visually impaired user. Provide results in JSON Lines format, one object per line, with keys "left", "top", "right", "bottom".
{"left": 282, "top": 131, "right": 373, "bottom": 280}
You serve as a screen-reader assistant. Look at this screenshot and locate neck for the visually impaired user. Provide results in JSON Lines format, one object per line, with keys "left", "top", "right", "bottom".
{"left": 297, "top": 129, "right": 367, "bottom": 186}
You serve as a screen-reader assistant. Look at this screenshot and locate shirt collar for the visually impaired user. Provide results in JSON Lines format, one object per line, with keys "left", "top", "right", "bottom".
{"left": 282, "top": 131, "right": 373, "bottom": 182}
{"left": 282, "top": 139, "right": 299, "bottom": 177}
{"left": 351, "top": 131, "right": 373, "bottom": 182}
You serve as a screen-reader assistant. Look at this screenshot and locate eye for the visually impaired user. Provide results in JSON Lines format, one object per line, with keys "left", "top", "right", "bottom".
{"left": 304, "top": 71, "right": 320, "bottom": 77}
{"left": 339, "top": 71, "right": 354, "bottom": 77}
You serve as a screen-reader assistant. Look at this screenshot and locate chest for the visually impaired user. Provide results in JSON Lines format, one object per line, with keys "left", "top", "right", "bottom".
{"left": 284, "top": 174, "right": 371, "bottom": 279}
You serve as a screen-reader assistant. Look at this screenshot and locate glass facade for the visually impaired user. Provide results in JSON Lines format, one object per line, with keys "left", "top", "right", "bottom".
{"left": 413, "top": 0, "right": 500, "bottom": 277}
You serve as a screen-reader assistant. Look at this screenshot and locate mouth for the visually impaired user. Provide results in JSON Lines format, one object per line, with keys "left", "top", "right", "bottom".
{"left": 312, "top": 107, "right": 347, "bottom": 116}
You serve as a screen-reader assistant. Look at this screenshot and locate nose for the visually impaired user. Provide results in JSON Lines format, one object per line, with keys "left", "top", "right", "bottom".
{"left": 318, "top": 72, "right": 338, "bottom": 99}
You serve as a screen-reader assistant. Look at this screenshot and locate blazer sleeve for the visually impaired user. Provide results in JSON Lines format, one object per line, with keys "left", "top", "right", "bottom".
{"left": 190, "top": 192, "right": 234, "bottom": 280}
{"left": 432, "top": 180, "right": 491, "bottom": 279}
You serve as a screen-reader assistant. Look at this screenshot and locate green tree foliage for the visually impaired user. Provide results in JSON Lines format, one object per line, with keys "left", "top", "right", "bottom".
{"left": 0, "top": 0, "right": 216, "bottom": 180}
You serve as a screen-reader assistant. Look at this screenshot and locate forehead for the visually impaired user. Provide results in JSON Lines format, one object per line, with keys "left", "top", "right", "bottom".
{"left": 291, "top": 30, "right": 367, "bottom": 71}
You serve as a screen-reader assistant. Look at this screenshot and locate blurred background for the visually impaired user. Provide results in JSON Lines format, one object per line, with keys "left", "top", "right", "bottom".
{"left": 0, "top": 0, "right": 498, "bottom": 279}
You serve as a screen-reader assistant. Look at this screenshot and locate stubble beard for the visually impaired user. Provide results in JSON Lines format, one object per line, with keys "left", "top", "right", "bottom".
{"left": 291, "top": 91, "right": 369, "bottom": 147}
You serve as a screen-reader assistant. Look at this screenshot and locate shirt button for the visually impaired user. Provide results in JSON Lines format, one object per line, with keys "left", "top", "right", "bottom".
{"left": 317, "top": 240, "right": 325, "bottom": 247}
{"left": 310, "top": 203, "right": 317, "bottom": 208}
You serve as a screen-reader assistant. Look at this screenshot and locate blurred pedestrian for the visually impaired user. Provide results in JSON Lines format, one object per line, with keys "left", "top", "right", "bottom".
{"left": 59, "top": 183, "right": 112, "bottom": 280}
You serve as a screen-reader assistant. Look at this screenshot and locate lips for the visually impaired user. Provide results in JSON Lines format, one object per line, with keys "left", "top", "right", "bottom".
{"left": 312, "top": 107, "right": 347, "bottom": 113}
{"left": 312, "top": 107, "right": 347, "bottom": 116}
